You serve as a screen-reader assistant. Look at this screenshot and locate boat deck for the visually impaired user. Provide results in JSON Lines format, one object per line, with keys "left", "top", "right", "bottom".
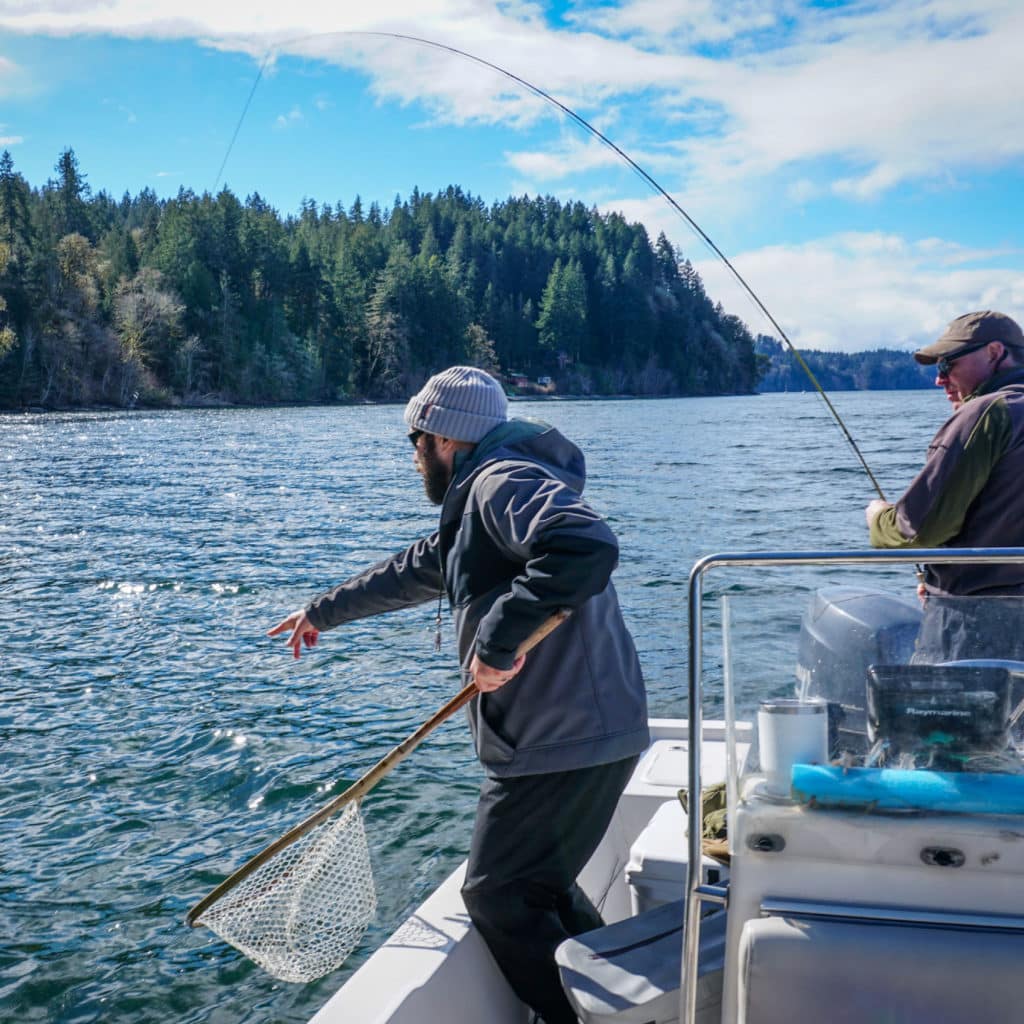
{"left": 311, "top": 718, "right": 743, "bottom": 1024}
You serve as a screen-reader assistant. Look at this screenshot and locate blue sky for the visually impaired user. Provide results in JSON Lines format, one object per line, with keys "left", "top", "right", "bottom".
{"left": 1, "top": 0, "right": 1021, "bottom": 352}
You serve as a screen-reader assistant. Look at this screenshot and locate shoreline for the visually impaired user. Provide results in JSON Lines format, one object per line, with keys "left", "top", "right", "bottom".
{"left": 2, "top": 384, "right": 942, "bottom": 416}
{"left": 2, "top": 391, "right": 756, "bottom": 415}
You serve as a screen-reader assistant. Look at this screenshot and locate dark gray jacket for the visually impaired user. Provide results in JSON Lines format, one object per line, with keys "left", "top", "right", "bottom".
{"left": 305, "top": 419, "right": 649, "bottom": 777}
{"left": 870, "top": 366, "right": 1024, "bottom": 595}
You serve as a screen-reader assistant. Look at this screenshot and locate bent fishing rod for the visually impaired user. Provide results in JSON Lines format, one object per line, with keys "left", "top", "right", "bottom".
{"left": 215, "top": 30, "right": 887, "bottom": 502}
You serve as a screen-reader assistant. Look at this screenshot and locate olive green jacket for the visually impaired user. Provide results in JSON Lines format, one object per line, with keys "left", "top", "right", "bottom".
{"left": 870, "top": 366, "right": 1024, "bottom": 595}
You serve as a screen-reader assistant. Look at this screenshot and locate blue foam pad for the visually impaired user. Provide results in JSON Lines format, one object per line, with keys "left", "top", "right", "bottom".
{"left": 791, "top": 764, "right": 1024, "bottom": 815}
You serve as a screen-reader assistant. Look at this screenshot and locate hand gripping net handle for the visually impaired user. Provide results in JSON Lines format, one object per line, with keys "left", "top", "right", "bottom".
{"left": 186, "top": 609, "right": 571, "bottom": 979}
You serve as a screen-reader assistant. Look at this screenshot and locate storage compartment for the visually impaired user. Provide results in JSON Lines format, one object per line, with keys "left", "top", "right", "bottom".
{"left": 738, "top": 906, "right": 1024, "bottom": 1024}
{"left": 625, "top": 799, "right": 728, "bottom": 915}
{"left": 619, "top": 733, "right": 739, "bottom": 842}
{"left": 721, "top": 787, "right": 1024, "bottom": 1024}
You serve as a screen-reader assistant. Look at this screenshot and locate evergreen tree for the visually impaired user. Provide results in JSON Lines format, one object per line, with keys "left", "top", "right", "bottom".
{"left": 0, "top": 152, "right": 33, "bottom": 354}
{"left": 0, "top": 153, "right": 787, "bottom": 407}
{"left": 48, "top": 148, "right": 92, "bottom": 239}
{"left": 0, "top": 151, "right": 32, "bottom": 259}
{"left": 536, "top": 259, "right": 588, "bottom": 363}
{"left": 0, "top": 242, "right": 15, "bottom": 360}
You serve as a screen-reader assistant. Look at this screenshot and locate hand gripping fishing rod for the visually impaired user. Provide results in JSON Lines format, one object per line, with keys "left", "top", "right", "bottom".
{"left": 215, "top": 29, "right": 887, "bottom": 502}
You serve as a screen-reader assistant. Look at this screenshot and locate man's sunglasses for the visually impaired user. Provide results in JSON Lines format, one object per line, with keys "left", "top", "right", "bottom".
{"left": 408, "top": 430, "right": 425, "bottom": 447}
{"left": 936, "top": 340, "right": 989, "bottom": 377}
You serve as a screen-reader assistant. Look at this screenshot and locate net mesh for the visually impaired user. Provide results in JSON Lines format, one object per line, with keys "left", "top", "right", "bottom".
{"left": 198, "top": 801, "right": 377, "bottom": 982}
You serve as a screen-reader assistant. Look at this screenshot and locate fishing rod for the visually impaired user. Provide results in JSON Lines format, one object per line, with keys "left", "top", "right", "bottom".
{"left": 215, "top": 30, "right": 887, "bottom": 502}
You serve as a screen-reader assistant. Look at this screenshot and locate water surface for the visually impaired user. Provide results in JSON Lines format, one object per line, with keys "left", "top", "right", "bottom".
{"left": 0, "top": 389, "right": 948, "bottom": 1022}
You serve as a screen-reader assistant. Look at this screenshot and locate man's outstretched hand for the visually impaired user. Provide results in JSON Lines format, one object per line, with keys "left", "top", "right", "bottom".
{"left": 267, "top": 610, "right": 320, "bottom": 659}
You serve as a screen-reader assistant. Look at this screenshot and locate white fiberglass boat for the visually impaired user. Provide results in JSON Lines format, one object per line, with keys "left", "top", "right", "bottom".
{"left": 311, "top": 547, "right": 1024, "bottom": 1024}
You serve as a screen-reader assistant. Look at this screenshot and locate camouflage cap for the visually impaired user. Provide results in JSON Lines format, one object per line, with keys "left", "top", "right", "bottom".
{"left": 914, "top": 310, "right": 1024, "bottom": 365}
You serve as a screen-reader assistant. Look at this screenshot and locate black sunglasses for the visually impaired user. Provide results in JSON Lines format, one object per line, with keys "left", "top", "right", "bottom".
{"left": 937, "top": 340, "right": 989, "bottom": 377}
{"left": 408, "top": 430, "right": 424, "bottom": 447}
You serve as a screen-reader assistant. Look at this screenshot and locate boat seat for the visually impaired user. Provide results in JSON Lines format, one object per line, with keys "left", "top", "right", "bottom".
{"left": 555, "top": 897, "right": 725, "bottom": 1024}
{"left": 739, "top": 905, "right": 1024, "bottom": 1023}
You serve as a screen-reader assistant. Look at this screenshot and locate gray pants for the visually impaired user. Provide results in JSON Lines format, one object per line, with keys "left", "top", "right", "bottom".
{"left": 461, "top": 756, "right": 638, "bottom": 1024}
{"left": 914, "top": 595, "right": 1024, "bottom": 664}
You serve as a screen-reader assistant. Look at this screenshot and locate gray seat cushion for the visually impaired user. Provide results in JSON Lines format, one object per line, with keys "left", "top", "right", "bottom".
{"left": 740, "top": 912, "right": 1024, "bottom": 1023}
{"left": 555, "top": 898, "right": 725, "bottom": 1024}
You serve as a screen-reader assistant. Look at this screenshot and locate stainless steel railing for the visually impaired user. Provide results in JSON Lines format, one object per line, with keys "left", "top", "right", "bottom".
{"left": 681, "top": 547, "right": 1024, "bottom": 1024}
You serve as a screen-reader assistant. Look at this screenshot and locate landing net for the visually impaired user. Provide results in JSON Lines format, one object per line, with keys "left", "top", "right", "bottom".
{"left": 196, "top": 801, "right": 376, "bottom": 982}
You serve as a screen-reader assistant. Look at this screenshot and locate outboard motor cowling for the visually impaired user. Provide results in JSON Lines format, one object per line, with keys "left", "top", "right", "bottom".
{"left": 796, "top": 586, "right": 923, "bottom": 745}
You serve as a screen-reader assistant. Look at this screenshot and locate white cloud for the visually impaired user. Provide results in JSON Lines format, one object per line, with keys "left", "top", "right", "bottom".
{"left": 506, "top": 134, "right": 656, "bottom": 180}
{"left": 2, "top": 1, "right": 1021, "bottom": 203}
{"left": 569, "top": 0, "right": 783, "bottom": 45}
{"left": 0, "top": 122, "right": 24, "bottom": 145}
{"left": 2, "top": 0, "right": 1022, "bottom": 352}
{"left": 302, "top": 26, "right": 697, "bottom": 132}
{"left": 571, "top": 2, "right": 1024, "bottom": 205}
{"left": 274, "top": 106, "right": 303, "bottom": 128}
{"left": 0, "top": 55, "right": 21, "bottom": 98}
{"left": 0, "top": 4, "right": 708, "bottom": 125}
{"left": 692, "top": 232, "right": 1024, "bottom": 352}
{"left": 786, "top": 177, "right": 819, "bottom": 204}
{"left": 102, "top": 98, "right": 138, "bottom": 124}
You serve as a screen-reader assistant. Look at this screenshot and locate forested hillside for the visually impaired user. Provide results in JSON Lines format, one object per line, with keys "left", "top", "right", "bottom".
{"left": 755, "top": 336, "right": 935, "bottom": 391}
{"left": 0, "top": 148, "right": 764, "bottom": 410}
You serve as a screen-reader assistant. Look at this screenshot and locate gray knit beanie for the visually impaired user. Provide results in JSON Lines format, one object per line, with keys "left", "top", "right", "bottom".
{"left": 404, "top": 366, "right": 508, "bottom": 444}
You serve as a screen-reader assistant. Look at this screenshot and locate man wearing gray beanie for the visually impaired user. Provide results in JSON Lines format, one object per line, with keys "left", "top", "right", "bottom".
{"left": 270, "top": 365, "right": 648, "bottom": 1024}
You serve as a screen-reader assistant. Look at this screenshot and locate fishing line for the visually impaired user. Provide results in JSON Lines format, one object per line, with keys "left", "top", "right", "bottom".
{"left": 214, "top": 30, "right": 887, "bottom": 501}
{"left": 213, "top": 60, "right": 267, "bottom": 195}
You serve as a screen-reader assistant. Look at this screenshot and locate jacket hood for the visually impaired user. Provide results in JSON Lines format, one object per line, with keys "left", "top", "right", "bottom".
{"left": 442, "top": 418, "right": 586, "bottom": 518}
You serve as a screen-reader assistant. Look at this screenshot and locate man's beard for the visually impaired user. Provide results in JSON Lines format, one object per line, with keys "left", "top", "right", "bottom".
{"left": 419, "top": 435, "right": 452, "bottom": 505}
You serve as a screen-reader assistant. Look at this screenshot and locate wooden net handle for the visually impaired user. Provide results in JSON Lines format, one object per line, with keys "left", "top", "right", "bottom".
{"left": 186, "top": 608, "right": 571, "bottom": 926}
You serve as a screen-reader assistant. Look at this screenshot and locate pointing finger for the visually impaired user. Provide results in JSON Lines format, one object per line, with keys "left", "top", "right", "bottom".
{"left": 266, "top": 614, "right": 297, "bottom": 637}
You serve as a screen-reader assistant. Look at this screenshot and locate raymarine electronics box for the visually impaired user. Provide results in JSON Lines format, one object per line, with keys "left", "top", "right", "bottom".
{"left": 625, "top": 798, "right": 728, "bottom": 915}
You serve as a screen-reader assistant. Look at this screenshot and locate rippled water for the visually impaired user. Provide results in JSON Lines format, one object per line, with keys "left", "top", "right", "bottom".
{"left": 1, "top": 390, "right": 948, "bottom": 1022}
